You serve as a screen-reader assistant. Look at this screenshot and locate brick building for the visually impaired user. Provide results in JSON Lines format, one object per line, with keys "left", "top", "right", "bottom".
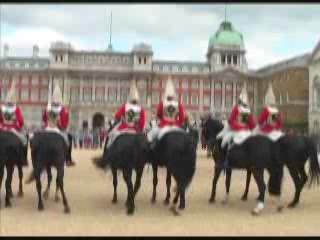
{"left": 0, "top": 20, "right": 317, "bottom": 132}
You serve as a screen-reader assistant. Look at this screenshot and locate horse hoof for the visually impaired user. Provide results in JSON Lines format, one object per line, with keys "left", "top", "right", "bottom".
{"left": 127, "top": 209, "right": 134, "bottom": 215}
{"left": 5, "top": 201, "right": 12, "bottom": 208}
{"left": 64, "top": 207, "right": 71, "bottom": 214}
{"left": 43, "top": 192, "right": 49, "bottom": 200}
{"left": 164, "top": 199, "right": 170, "bottom": 205}
{"left": 55, "top": 196, "right": 60, "bottom": 202}
{"left": 287, "top": 202, "right": 297, "bottom": 209}
{"left": 251, "top": 209, "right": 260, "bottom": 216}
{"left": 38, "top": 205, "right": 44, "bottom": 211}
{"left": 209, "top": 198, "right": 215, "bottom": 204}
{"left": 277, "top": 206, "right": 284, "bottom": 212}
{"left": 151, "top": 198, "right": 156, "bottom": 204}
{"left": 112, "top": 199, "right": 118, "bottom": 204}
{"left": 9, "top": 192, "right": 14, "bottom": 199}
{"left": 178, "top": 205, "right": 185, "bottom": 210}
{"left": 170, "top": 206, "right": 180, "bottom": 216}
{"left": 18, "top": 191, "right": 24, "bottom": 198}
{"left": 241, "top": 196, "right": 248, "bottom": 201}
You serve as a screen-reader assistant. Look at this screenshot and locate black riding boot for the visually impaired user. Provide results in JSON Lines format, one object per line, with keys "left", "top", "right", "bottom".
{"left": 66, "top": 143, "right": 75, "bottom": 167}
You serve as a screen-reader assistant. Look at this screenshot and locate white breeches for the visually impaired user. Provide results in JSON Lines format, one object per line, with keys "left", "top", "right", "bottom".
{"left": 253, "top": 127, "right": 284, "bottom": 142}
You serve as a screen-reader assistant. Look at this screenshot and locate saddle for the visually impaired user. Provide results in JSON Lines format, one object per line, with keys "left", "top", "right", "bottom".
{"left": 157, "top": 125, "right": 185, "bottom": 141}
{"left": 106, "top": 128, "right": 138, "bottom": 149}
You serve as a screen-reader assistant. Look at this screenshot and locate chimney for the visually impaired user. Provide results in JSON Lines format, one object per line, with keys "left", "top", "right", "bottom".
{"left": 33, "top": 45, "right": 39, "bottom": 58}
{"left": 4, "top": 44, "right": 9, "bottom": 58}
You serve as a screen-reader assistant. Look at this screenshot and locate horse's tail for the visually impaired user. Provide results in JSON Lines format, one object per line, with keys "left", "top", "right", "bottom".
{"left": 307, "top": 137, "right": 320, "bottom": 187}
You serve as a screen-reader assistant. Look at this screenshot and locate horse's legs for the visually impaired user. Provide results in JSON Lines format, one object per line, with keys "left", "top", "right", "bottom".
{"left": 54, "top": 176, "right": 60, "bottom": 202}
{"left": 241, "top": 169, "right": 252, "bottom": 201}
{"left": 35, "top": 168, "right": 44, "bottom": 211}
{"left": 0, "top": 166, "right": 4, "bottom": 208}
{"left": 133, "top": 165, "right": 144, "bottom": 198}
{"left": 251, "top": 169, "right": 266, "bottom": 215}
{"left": 43, "top": 166, "right": 52, "bottom": 200}
{"left": 123, "top": 169, "right": 134, "bottom": 215}
{"left": 287, "top": 166, "right": 302, "bottom": 208}
{"left": 164, "top": 168, "right": 171, "bottom": 205}
{"left": 151, "top": 164, "right": 158, "bottom": 203}
{"left": 222, "top": 168, "right": 232, "bottom": 204}
{"left": 5, "top": 164, "right": 14, "bottom": 207}
{"left": 112, "top": 167, "right": 118, "bottom": 204}
{"left": 209, "top": 166, "right": 223, "bottom": 203}
{"left": 178, "top": 186, "right": 186, "bottom": 210}
{"left": 56, "top": 166, "right": 70, "bottom": 214}
{"left": 17, "top": 164, "right": 24, "bottom": 197}
{"left": 8, "top": 166, "right": 14, "bottom": 199}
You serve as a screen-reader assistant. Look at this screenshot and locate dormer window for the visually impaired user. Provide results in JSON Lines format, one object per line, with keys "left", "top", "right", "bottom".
{"left": 227, "top": 55, "right": 232, "bottom": 65}
{"left": 233, "top": 55, "right": 238, "bottom": 65}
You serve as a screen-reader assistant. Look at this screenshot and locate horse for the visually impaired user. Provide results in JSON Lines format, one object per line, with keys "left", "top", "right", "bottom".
{"left": 149, "top": 130, "right": 196, "bottom": 215}
{"left": 29, "top": 131, "right": 71, "bottom": 213}
{"left": 203, "top": 117, "right": 284, "bottom": 215}
{"left": 93, "top": 132, "right": 149, "bottom": 215}
{"left": 0, "top": 130, "right": 24, "bottom": 208}
{"left": 241, "top": 134, "right": 320, "bottom": 208}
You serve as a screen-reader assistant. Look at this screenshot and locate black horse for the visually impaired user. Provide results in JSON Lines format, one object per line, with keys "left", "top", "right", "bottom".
{"left": 29, "top": 131, "right": 71, "bottom": 213}
{"left": 203, "top": 118, "right": 320, "bottom": 210}
{"left": 93, "top": 133, "right": 148, "bottom": 215}
{"left": 203, "top": 118, "right": 284, "bottom": 215}
{"left": 241, "top": 134, "right": 320, "bottom": 208}
{"left": 149, "top": 131, "right": 196, "bottom": 215}
{"left": 0, "top": 131, "right": 24, "bottom": 208}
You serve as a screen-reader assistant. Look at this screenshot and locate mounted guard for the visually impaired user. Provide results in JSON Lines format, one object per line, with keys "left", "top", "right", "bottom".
{"left": 42, "top": 82, "right": 75, "bottom": 167}
{"left": 0, "top": 81, "right": 28, "bottom": 166}
{"left": 217, "top": 85, "right": 255, "bottom": 150}
{"left": 104, "top": 79, "right": 146, "bottom": 152}
{"left": 147, "top": 76, "right": 186, "bottom": 148}
{"left": 254, "top": 83, "right": 284, "bottom": 141}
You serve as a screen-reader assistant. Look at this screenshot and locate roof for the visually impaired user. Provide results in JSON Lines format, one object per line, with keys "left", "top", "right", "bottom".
{"left": 208, "top": 21, "right": 245, "bottom": 49}
{"left": 255, "top": 53, "right": 311, "bottom": 76}
{"left": 309, "top": 39, "right": 320, "bottom": 63}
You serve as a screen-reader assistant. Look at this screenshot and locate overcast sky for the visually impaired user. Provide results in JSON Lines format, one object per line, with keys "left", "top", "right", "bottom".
{"left": 1, "top": 4, "right": 320, "bottom": 70}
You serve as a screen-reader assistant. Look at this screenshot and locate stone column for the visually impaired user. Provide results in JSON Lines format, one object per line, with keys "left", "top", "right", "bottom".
{"left": 232, "top": 81, "right": 236, "bottom": 106}
{"left": 222, "top": 82, "right": 226, "bottom": 114}
{"left": 92, "top": 74, "right": 96, "bottom": 102}
{"left": 210, "top": 78, "right": 215, "bottom": 113}
{"left": 80, "top": 75, "right": 83, "bottom": 103}
{"left": 199, "top": 78, "right": 204, "bottom": 112}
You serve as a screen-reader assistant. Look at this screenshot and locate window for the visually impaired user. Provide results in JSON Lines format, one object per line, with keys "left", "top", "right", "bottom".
{"left": 108, "top": 89, "right": 117, "bottom": 103}
{"left": 191, "top": 80, "right": 199, "bottom": 89}
{"left": 1, "top": 88, "right": 8, "bottom": 101}
{"left": 214, "top": 93, "right": 222, "bottom": 107}
{"left": 163, "top": 65, "right": 169, "bottom": 72}
{"left": 214, "top": 82, "right": 222, "bottom": 90}
{"left": 233, "top": 55, "right": 238, "bottom": 65}
{"left": 139, "top": 57, "right": 142, "bottom": 64}
{"left": 182, "top": 80, "right": 189, "bottom": 89}
{"left": 182, "top": 66, "right": 188, "bottom": 72}
{"left": 31, "top": 89, "right": 39, "bottom": 102}
{"left": 203, "top": 94, "right": 211, "bottom": 106}
{"left": 153, "top": 65, "right": 159, "bottom": 71}
{"left": 227, "top": 55, "right": 232, "bottom": 65}
{"left": 173, "top": 66, "right": 179, "bottom": 72}
{"left": 32, "top": 77, "right": 39, "bottom": 85}
{"left": 192, "top": 66, "right": 198, "bottom": 73}
{"left": 173, "top": 80, "right": 179, "bottom": 89}
{"left": 182, "top": 93, "right": 189, "bottom": 105}
{"left": 204, "top": 80, "right": 211, "bottom": 89}
{"left": 221, "top": 54, "right": 226, "bottom": 65}
{"left": 41, "top": 77, "right": 49, "bottom": 85}
{"left": 137, "top": 79, "right": 147, "bottom": 88}
{"left": 83, "top": 88, "right": 92, "bottom": 102}
{"left": 60, "top": 55, "right": 63, "bottom": 62}
{"left": 55, "top": 55, "right": 58, "bottom": 62}
{"left": 95, "top": 88, "right": 105, "bottom": 102}
{"left": 20, "top": 88, "right": 29, "bottom": 101}
{"left": 225, "top": 94, "right": 233, "bottom": 108}
{"left": 226, "top": 83, "right": 233, "bottom": 92}
{"left": 152, "top": 92, "right": 159, "bottom": 104}
{"left": 144, "top": 57, "right": 147, "bottom": 64}
{"left": 21, "top": 76, "right": 29, "bottom": 85}
{"left": 120, "top": 88, "right": 129, "bottom": 102}
{"left": 191, "top": 94, "right": 199, "bottom": 105}
{"left": 140, "top": 91, "right": 146, "bottom": 104}
{"left": 40, "top": 88, "right": 48, "bottom": 102}
{"left": 152, "top": 79, "right": 160, "bottom": 88}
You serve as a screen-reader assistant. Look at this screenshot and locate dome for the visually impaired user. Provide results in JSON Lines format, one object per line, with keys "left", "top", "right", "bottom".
{"left": 208, "top": 21, "right": 245, "bottom": 49}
